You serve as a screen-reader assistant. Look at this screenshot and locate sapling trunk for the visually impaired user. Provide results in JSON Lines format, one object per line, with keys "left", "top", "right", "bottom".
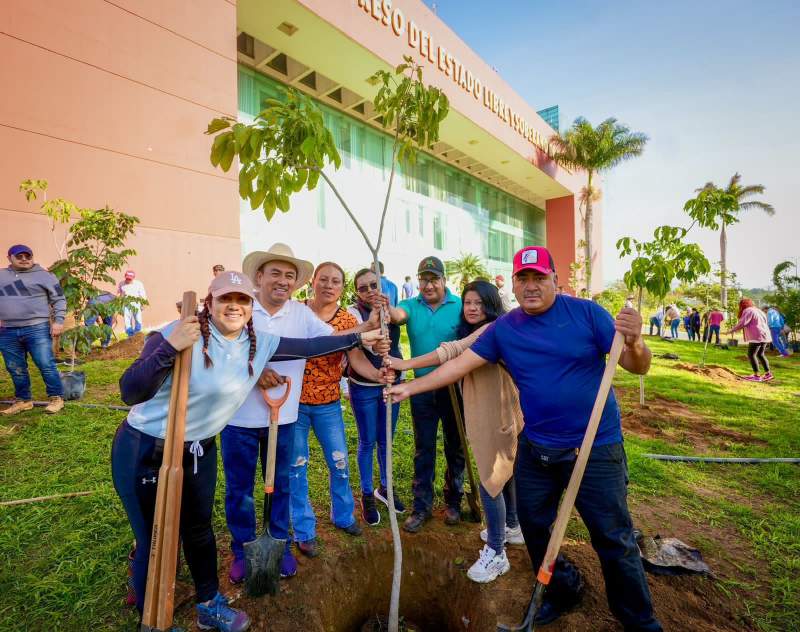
{"left": 637, "top": 288, "right": 645, "bottom": 407}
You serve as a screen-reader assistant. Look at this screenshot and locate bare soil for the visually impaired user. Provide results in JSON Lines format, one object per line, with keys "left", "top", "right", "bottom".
{"left": 673, "top": 363, "right": 743, "bottom": 382}
{"left": 618, "top": 393, "right": 765, "bottom": 451}
{"left": 86, "top": 335, "right": 146, "bottom": 361}
{"left": 172, "top": 507, "right": 756, "bottom": 632}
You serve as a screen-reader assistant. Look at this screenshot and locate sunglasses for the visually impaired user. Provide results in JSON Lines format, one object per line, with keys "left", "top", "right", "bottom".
{"left": 356, "top": 281, "right": 379, "bottom": 294}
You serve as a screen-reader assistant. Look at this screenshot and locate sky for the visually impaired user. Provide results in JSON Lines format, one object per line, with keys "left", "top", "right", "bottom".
{"left": 421, "top": 0, "right": 799, "bottom": 289}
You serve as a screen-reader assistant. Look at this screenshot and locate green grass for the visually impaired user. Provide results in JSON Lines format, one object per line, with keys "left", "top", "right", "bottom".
{"left": 0, "top": 338, "right": 798, "bottom": 630}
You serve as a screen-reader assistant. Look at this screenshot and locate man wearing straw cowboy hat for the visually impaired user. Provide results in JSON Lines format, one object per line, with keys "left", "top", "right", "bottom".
{"left": 386, "top": 246, "right": 661, "bottom": 630}
{"left": 222, "top": 243, "right": 382, "bottom": 582}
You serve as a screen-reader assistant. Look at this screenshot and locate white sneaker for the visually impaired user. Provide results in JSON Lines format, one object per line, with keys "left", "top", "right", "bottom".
{"left": 467, "top": 545, "right": 510, "bottom": 583}
{"left": 480, "top": 525, "right": 526, "bottom": 545}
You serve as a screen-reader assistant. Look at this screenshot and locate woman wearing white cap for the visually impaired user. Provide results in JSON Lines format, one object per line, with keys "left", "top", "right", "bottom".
{"left": 112, "top": 271, "right": 385, "bottom": 632}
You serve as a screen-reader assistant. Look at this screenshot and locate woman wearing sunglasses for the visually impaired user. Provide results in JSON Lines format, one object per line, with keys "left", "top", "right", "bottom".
{"left": 347, "top": 267, "right": 406, "bottom": 525}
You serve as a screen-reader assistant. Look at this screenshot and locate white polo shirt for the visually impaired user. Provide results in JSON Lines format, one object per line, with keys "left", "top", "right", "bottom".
{"left": 229, "top": 299, "right": 333, "bottom": 427}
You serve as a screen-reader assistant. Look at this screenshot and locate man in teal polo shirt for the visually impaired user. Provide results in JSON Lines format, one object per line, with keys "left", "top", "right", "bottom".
{"left": 389, "top": 255, "right": 464, "bottom": 532}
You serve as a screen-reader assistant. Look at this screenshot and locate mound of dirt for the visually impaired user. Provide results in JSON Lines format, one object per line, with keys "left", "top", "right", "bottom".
{"left": 86, "top": 335, "right": 146, "bottom": 361}
{"left": 171, "top": 510, "right": 756, "bottom": 631}
{"left": 673, "top": 363, "right": 742, "bottom": 382}
{"left": 620, "top": 395, "right": 765, "bottom": 450}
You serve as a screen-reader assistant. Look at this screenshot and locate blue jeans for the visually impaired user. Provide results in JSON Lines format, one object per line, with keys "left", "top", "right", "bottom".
{"left": 770, "top": 327, "right": 789, "bottom": 356}
{"left": 290, "top": 401, "right": 356, "bottom": 541}
{"left": 0, "top": 322, "right": 63, "bottom": 399}
{"left": 85, "top": 315, "right": 113, "bottom": 347}
{"left": 220, "top": 422, "right": 296, "bottom": 559}
{"left": 350, "top": 382, "right": 399, "bottom": 494}
{"left": 515, "top": 434, "right": 661, "bottom": 631}
{"left": 409, "top": 387, "right": 465, "bottom": 514}
{"left": 709, "top": 324, "right": 720, "bottom": 344}
{"left": 648, "top": 317, "right": 662, "bottom": 337}
{"left": 111, "top": 421, "right": 218, "bottom": 612}
{"left": 669, "top": 319, "right": 680, "bottom": 338}
{"left": 479, "top": 478, "right": 519, "bottom": 554}
{"left": 124, "top": 307, "right": 142, "bottom": 336}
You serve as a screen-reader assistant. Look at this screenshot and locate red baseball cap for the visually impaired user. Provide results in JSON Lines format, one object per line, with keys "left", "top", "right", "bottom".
{"left": 512, "top": 246, "right": 555, "bottom": 276}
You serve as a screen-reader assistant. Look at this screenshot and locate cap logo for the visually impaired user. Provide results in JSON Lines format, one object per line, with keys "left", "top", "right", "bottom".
{"left": 229, "top": 273, "right": 243, "bottom": 285}
{"left": 521, "top": 249, "right": 539, "bottom": 265}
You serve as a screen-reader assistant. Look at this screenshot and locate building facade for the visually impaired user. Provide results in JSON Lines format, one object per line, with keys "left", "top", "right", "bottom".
{"left": 2, "top": 0, "right": 599, "bottom": 326}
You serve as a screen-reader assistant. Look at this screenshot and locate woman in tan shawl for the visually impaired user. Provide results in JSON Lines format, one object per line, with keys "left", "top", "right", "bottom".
{"left": 387, "top": 280, "right": 524, "bottom": 583}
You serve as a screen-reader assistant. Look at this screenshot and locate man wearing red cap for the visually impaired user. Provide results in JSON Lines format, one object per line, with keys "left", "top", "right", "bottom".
{"left": 118, "top": 270, "right": 147, "bottom": 336}
{"left": 494, "top": 274, "right": 513, "bottom": 312}
{"left": 386, "top": 246, "right": 661, "bottom": 630}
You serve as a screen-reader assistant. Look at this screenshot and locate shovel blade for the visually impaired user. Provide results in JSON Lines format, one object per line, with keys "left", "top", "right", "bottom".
{"left": 243, "top": 531, "right": 286, "bottom": 597}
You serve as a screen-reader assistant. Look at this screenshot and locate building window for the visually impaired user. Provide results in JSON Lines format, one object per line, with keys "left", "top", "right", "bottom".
{"left": 405, "top": 207, "right": 412, "bottom": 234}
{"left": 433, "top": 212, "right": 446, "bottom": 250}
{"left": 418, "top": 206, "right": 424, "bottom": 237}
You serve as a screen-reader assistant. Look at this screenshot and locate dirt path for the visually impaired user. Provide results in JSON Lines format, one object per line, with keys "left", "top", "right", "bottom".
{"left": 171, "top": 506, "right": 755, "bottom": 632}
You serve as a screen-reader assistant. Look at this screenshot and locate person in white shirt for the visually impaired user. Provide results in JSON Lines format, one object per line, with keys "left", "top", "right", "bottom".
{"left": 494, "top": 274, "right": 514, "bottom": 312}
{"left": 118, "top": 270, "right": 147, "bottom": 335}
{"left": 222, "top": 243, "right": 382, "bottom": 583}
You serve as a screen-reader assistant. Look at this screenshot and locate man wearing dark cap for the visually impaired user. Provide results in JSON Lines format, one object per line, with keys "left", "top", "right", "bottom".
{"left": 388, "top": 255, "right": 465, "bottom": 532}
{"left": 386, "top": 246, "right": 661, "bottom": 630}
{"left": 0, "top": 245, "right": 65, "bottom": 415}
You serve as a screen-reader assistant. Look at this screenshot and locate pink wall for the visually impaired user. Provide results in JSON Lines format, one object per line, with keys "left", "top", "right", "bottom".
{"left": 1, "top": 0, "right": 240, "bottom": 326}
{"left": 545, "top": 195, "right": 577, "bottom": 294}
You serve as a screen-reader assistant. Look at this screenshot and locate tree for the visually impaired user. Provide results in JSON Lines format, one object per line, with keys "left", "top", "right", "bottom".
{"left": 617, "top": 225, "right": 710, "bottom": 403}
{"left": 684, "top": 173, "right": 774, "bottom": 308}
{"left": 766, "top": 261, "right": 800, "bottom": 342}
{"left": 549, "top": 118, "right": 648, "bottom": 291}
{"left": 20, "top": 180, "right": 142, "bottom": 372}
{"left": 445, "top": 252, "right": 489, "bottom": 292}
{"left": 206, "top": 56, "right": 448, "bottom": 632}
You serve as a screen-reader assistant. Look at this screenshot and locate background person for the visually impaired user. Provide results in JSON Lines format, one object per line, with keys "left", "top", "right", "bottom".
{"left": 212, "top": 264, "right": 225, "bottom": 277}
{"left": 666, "top": 304, "right": 681, "bottom": 339}
{"left": 690, "top": 308, "right": 701, "bottom": 342}
{"left": 648, "top": 306, "right": 664, "bottom": 337}
{"left": 708, "top": 307, "right": 724, "bottom": 344}
{"left": 727, "top": 298, "right": 773, "bottom": 381}
{"left": 766, "top": 306, "right": 790, "bottom": 356}
{"left": 0, "top": 244, "right": 65, "bottom": 415}
{"left": 386, "top": 280, "right": 524, "bottom": 584}
{"left": 494, "top": 274, "right": 514, "bottom": 312}
{"left": 290, "top": 262, "right": 391, "bottom": 558}
{"left": 401, "top": 275, "right": 416, "bottom": 300}
{"left": 387, "top": 256, "right": 465, "bottom": 533}
{"left": 347, "top": 267, "right": 406, "bottom": 525}
{"left": 118, "top": 270, "right": 147, "bottom": 336}
{"left": 371, "top": 261, "right": 398, "bottom": 307}
{"left": 387, "top": 246, "right": 661, "bottom": 630}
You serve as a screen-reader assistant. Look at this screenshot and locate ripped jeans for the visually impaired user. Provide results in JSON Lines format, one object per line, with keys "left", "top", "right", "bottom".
{"left": 290, "top": 401, "right": 356, "bottom": 542}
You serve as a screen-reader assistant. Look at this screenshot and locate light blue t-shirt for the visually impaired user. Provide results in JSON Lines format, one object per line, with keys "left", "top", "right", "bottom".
{"left": 398, "top": 289, "right": 462, "bottom": 377}
{"left": 127, "top": 320, "right": 279, "bottom": 441}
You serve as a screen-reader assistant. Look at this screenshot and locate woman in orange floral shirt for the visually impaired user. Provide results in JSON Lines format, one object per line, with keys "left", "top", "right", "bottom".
{"left": 289, "top": 262, "right": 390, "bottom": 558}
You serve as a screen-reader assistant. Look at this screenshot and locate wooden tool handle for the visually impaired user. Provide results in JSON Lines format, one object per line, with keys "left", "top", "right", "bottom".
{"left": 261, "top": 378, "right": 290, "bottom": 493}
{"left": 142, "top": 291, "right": 196, "bottom": 630}
{"left": 536, "top": 330, "right": 626, "bottom": 585}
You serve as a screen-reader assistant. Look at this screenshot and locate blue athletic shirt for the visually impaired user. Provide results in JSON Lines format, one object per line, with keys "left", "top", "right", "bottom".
{"left": 470, "top": 294, "right": 622, "bottom": 449}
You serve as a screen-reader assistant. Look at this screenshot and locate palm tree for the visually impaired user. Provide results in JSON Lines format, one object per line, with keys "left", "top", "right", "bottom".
{"left": 445, "top": 252, "right": 489, "bottom": 292}
{"left": 695, "top": 174, "right": 774, "bottom": 307}
{"left": 549, "top": 118, "right": 648, "bottom": 292}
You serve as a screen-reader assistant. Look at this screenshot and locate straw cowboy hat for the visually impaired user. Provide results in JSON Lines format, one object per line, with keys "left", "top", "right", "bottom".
{"left": 242, "top": 243, "right": 314, "bottom": 289}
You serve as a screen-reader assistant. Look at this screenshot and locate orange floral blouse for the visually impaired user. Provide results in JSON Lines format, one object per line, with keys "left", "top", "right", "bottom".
{"left": 299, "top": 307, "right": 357, "bottom": 405}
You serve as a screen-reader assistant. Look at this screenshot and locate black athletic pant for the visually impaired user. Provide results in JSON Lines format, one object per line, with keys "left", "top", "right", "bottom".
{"left": 747, "top": 342, "right": 770, "bottom": 374}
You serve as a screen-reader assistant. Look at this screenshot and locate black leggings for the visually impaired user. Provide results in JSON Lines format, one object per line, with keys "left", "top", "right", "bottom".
{"left": 111, "top": 421, "right": 219, "bottom": 612}
{"left": 747, "top": 342, "right": 770, "bottom": 374}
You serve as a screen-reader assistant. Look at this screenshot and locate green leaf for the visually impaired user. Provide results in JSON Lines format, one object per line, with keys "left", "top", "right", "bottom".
{"left": 219, "top": 138, "right": 236, "bottom": 172}
{"left": 206, "top": 117, "right": 232, "bottom": 135}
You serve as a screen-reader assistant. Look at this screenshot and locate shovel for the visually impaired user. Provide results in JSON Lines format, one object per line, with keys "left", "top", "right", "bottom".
{"left": 448, "top": 384, "right": 481, "bottom": 522}
{"left": 497, "top": 330, "right": 626, "bottom": 632}
{"left": 244, "top": 377, "right": 291, "bottom": 597}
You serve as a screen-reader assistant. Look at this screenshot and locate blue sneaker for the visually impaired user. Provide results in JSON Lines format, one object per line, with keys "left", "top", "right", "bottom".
{"left": 196, "top": 592, "right": 250, "bottom": 632}
{"left": 280, "top": 546, "right": 297, "bottom": 578}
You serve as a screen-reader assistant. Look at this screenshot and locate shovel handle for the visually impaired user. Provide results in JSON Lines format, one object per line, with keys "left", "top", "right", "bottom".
{"left": 260, "top": 377, "right": 291, "bottom": 493}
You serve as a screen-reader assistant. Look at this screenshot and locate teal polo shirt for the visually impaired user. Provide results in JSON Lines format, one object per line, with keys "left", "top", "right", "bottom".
{"left": 399, "top": 289, "right": 462, "bottom": 377}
